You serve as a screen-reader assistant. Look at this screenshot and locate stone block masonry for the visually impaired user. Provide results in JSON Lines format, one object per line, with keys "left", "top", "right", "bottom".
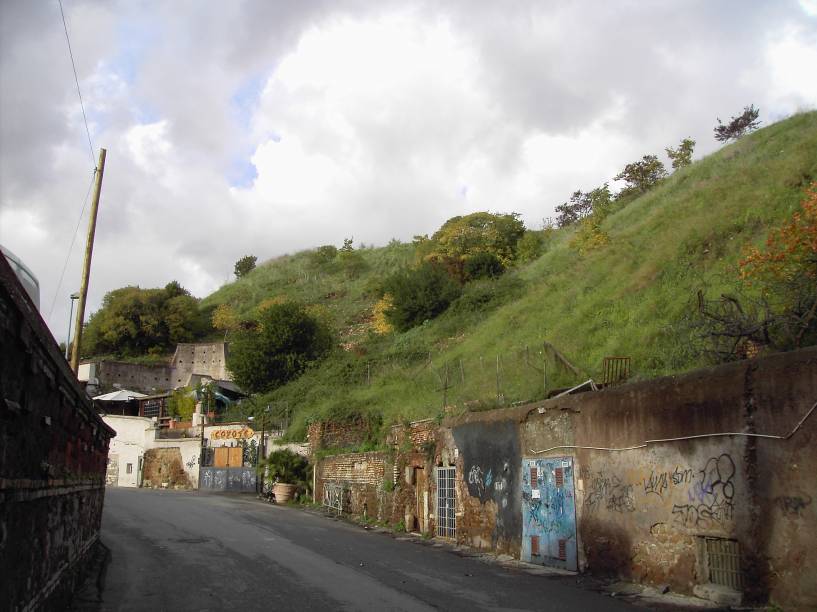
{"left": 0, "top": 256, "right": 114, "bottom": 610}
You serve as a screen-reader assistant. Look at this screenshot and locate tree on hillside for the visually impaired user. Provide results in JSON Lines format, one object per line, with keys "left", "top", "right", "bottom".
{"left": 614, "top": 155, "right": 667, "bottom": 197}
{"left": 226, "top": 301, "right": 333, "bottom": 394}
{"left": 338, "top": 237, "right": 367, "bottom": 278}
{"left": 568, "top": 185, "right": 613, "bottom": 254}
{"left": 555, "top": 185, "right": 612, "bottom": 228}
{"left": 211, "top": 303, "right": 239, "bottom": 339}
{"left": 428, "top": 212, "right": 525, "bottom": 268}
{"left": 83, "top": 282, "right": 208, "bottom": 357}
{"left": 555, "top": 191, "right": 593, "bottom": 227}
{"left": 665, "top": 138, "right": 695, "bottom": 169}
{"left": 714, "top": 105, "right": 760, "bottom": 142}
{"left": 234, "top": 255, "right": 257, "bottom": 279}
{"left": 382, "top": 262, "right": 462, "bottom": 331}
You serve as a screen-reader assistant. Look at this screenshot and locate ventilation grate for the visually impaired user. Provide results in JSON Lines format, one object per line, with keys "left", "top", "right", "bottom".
{"left": 705, "top": 538, "right": 742, "bottom": 590}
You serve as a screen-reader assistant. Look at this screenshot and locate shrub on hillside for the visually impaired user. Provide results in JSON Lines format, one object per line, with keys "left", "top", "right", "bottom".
{"left": 227, "top": 301, "right": 333, "bottom": 393}
{"left": 428, "top": 212, "right": 526, "bottom": 267}
{"left": 516, "top": 231, "right": 545, "bottom": 262}
{"left": 463, "top": 252, "right": 504, "bottom": 280}
{"left": 382, "top": 262, "right": 462, "bottom": 331}
{"left": 307, "top": 245, "right": 338, "bottom": 269}
{"left": 449, "top": 276, "right": 525, "bottom": 315}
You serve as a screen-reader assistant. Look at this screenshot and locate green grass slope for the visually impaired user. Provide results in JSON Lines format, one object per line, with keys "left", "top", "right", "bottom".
{"left": 204, "top": 112, "right": 817, "bottom": 439}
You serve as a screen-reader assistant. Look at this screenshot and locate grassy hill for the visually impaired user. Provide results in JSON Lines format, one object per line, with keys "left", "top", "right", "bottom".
{"left": 202, "top": 111, "right": 817, "bottom": 440}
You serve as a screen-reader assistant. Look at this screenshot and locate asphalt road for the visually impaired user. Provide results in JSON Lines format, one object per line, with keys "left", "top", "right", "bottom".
{"left": 75, "top": 488, "right": 640, "bottom": 611}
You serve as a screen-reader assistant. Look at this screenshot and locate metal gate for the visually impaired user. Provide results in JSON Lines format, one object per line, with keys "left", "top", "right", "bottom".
{"left": 199, "top": 466, "right": 256, "bottom": 492}
{"left": 521, "top": 457, "right": 577, "bottom": 570}
{"left": 436, "top": 467, "right": 456, "bottom": 538}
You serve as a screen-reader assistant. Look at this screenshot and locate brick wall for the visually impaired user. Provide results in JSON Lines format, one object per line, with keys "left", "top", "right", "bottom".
{"left": 389, "top": 419, "right": 436, "bottom": 448}
{"left": 316, "top": 451, "right": 389, "bottom": 517}
{"left": 0, "top": 257, "right": 114, "bottom": 610}
{"left": 308, "top": 418, "right": 373, "bottom": 455}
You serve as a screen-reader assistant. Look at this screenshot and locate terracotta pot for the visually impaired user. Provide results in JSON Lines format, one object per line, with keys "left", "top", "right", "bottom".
{"left": 273, "top": 482, "right": 297, "bottom": 503}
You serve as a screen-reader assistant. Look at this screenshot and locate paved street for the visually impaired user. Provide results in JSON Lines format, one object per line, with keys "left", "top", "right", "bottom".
{"left": 77, "top": 488, "right": 640, "bottom": 611}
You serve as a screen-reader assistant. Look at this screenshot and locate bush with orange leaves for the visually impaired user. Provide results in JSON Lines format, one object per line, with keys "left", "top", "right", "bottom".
{"left": 738, "top": 182, "right": 817, "bottom": 348}
{"left": 740, "top": 182, "right": 817, "bottom": 285}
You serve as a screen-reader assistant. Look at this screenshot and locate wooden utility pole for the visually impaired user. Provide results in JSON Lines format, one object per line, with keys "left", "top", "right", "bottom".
{"left": 70, "top": 148, "right": 106, "bottom": 374}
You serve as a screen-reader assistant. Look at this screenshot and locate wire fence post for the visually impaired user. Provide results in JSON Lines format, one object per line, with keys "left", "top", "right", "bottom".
{"left": 496, "top": 354, "right": 501, "bottom": 402}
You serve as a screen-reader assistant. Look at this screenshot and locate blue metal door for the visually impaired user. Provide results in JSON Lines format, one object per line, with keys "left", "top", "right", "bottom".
{"left": 521, "top": 457, "right": 577, "bottom": 570}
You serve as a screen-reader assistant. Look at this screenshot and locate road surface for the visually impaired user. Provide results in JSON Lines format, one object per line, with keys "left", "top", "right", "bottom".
{"left": 75, "top": 488, "right": 641, "bottom": 611}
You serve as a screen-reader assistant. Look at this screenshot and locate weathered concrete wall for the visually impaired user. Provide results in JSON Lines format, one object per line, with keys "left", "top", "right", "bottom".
{"left": 439, "top": 347, "right": 817, "bottom": 609}
{"left": 82, "top": 342, "right": 231, "bottom": 394}
{"left": 0, "top": 257, "right": 114, "bottom": 610}
{"left": 170, "top": 342, "right": 230, "bottom": 385}
{"left": 93, "top": 360, "right": 173, "bottom": 394}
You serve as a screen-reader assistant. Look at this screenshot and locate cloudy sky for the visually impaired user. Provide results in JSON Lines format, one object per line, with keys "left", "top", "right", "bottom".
{"left": 1, "top": 0, "right": 816, "bottom": 342}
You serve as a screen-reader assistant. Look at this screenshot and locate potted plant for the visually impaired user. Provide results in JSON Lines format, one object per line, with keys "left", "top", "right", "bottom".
{"left": 261, "top": 449, "right": 310, "bottom": 503}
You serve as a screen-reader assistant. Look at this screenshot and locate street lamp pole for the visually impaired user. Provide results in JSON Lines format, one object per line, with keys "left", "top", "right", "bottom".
{"left": 65, "top": 292, "right": 80, "bottom": 360}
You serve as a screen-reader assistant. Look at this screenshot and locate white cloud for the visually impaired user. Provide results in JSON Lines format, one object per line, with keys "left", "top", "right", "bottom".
{"left": 1, "top": 0, "right": 816, "bottom": 344}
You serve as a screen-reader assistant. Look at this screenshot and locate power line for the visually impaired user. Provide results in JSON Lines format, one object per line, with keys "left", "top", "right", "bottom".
{"left": 47, "top": 168, "right": 97, "bottom": 322}
{"left": 58, "top": 0, "right": 96, "bottom": 165}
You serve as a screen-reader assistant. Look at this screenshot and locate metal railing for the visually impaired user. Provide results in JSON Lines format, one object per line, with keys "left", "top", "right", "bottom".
{"left": 323, "top": 481, "right": 348, "bottom": 515}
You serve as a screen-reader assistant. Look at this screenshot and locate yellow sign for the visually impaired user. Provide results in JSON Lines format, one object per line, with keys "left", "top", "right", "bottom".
{"left": 211, "top": 428, "right": 254, "bottom": 440}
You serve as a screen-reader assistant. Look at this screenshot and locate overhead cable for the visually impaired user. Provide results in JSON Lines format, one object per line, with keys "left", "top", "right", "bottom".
{"left": 529, "top": 398, "right": 817, "bottom": 455}
{"left": 58, "top": 0, "right": 96, "bottom": 165}
{"left": 47, "top": 168, "right": 97, "bottom": 322}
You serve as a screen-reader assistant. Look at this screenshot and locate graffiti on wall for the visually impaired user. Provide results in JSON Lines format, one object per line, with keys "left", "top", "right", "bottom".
{"left": 467, "top": 461, "right": 511, "bottom": 509}
{"left": 583, "top": 471, "right": 636, "bottom": 515}
{"left": 643, "top": 466, "right": 694, "bottom": 498}
{"left": 774, "top": 495, "right": 812, "bottom": 518}
{"left": 453, "top": 420, "right": 521, "bottom": 543}
{"left": 671, "top": 453, "right": 735, "bottom": 529}
{"left": 521, "top": 458, "right": 578, "bottom": 571}
{"left": 581, "top": 453, "right": 740, "bottom": 531}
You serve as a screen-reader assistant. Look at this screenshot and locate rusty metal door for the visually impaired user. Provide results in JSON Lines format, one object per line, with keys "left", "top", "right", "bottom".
{"left": 520, "top": 457, "right": 577, "bottom": 571}
{"left": 415, "top": 467, "right": 428, "bottom": 533}
{"left": 214, "top": 447, "right": 243, "bottom": 467}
